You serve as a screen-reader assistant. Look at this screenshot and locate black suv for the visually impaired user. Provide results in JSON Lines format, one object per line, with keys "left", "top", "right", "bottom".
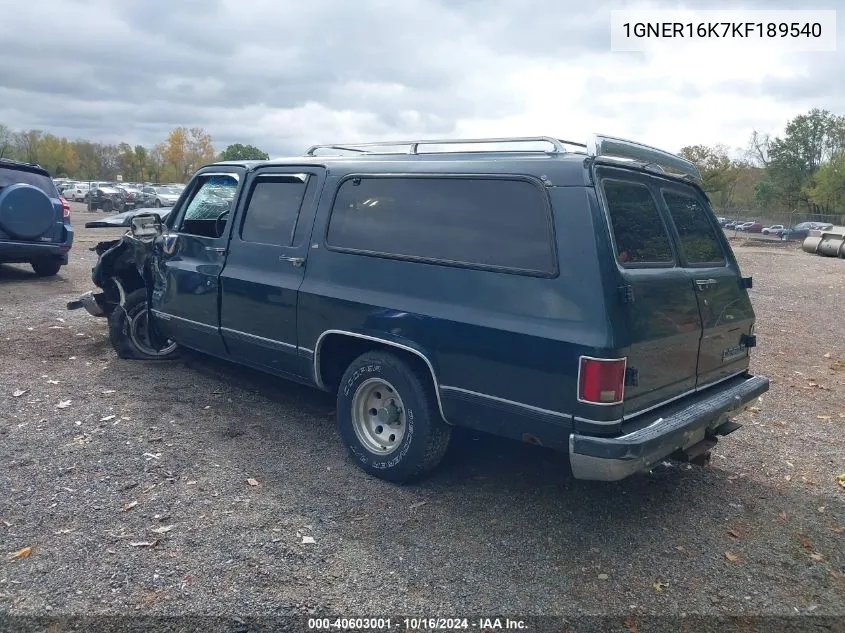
{"left": 0, "top": 158, "right": 73, "bottom": 276}
{"left": 69, "top": 135, "right": 769, "bottom": 483}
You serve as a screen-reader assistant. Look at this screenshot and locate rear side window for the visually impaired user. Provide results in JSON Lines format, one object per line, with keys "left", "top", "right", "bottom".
{"left": 326, "top": 176, "right": 555, "bottom": 274}
{"left": 602, "top": 180, "right": 674, "bottom": 265}
{"left": 0, "top": 167, "right": 58, "bottom": 197}
{"left": 661, "top": 191, "right": 726, "bottom": 265}
{"left": 240, "top": 176, "right": 308, "bottom": 247}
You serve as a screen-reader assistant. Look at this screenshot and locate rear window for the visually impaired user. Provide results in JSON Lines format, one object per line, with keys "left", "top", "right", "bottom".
{"left": 0, "top": 167, "right": 58, "bottom": 197}
{"left": 602, "top": 180, "right": 674, "bottom": 265}
{"left": 326, "top": 176, "right": 555, "bottom": 274}
{"left": 661, "top": 191, "right": 725, "bottom": 265}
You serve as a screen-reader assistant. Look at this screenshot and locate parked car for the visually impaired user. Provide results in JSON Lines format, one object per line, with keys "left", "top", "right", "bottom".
{"left": 88, "top": 186, "right": 126, "bottom": 212}
{"left": 141, "top": 185, "right": 181, "bottom": 208}
{"left": 68, "top": 134, "right": 768, "bottom": 483}
{"left": 781, "top": 221, "right": 835, "bottom": 241}
{"left": 62, "top": 182, "right": 89, "bottom": 201}
{"left": 723, "top": 221, "right": 739, "bottom": 229}
{"left": 0, "top": 158, "right": 74, "bottom": 276}
{"left": 116, "top": 185, "right": 144, "bottom": 210}
{"left": 736, "top": 222, "right": 762, "bottom": 233}
{"left": 761, "top": 224, "right": 786, "bottom": 236}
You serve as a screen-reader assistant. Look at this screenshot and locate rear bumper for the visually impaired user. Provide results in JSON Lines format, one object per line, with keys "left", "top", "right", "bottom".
{"left": 0, "top": 237, "right": 72, "bottom": 264}
{"left": 67, "top": 290, "right": 107, "bottom": 317}
{"left": 569, "top": 374, "right": 770, "bottom": 481}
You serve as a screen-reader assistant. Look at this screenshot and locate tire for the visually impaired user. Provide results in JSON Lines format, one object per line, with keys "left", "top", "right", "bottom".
{"left": 31, "top": 259, "right": 62, "bottom": 277}
{"left": 107, "top": 288, "right": 180, "bottom": 360}
{"left": 102, "top": 200, "right": 113, "bottom": 213}
{"left": 154, "top": 199, "right": 162, "bottom": 208}
{"left": 336, "top": 351, "right": 451, "bottom": 483}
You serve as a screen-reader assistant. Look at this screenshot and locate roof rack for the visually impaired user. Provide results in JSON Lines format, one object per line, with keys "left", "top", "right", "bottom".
{"left": 305, "top": 136, "right": 587, "bottom": 156}
{"left": 587, "top": 133, "right": 702, "bottom": 182}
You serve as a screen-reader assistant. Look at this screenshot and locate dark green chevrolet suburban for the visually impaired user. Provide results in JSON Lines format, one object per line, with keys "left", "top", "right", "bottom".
{"left": 69, "top": 135, "right": 769, "bottom": 483}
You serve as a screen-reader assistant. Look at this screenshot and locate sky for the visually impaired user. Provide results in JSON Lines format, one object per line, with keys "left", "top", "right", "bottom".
{"left": 0, "top": 0, "right": 842, "bottom": 157}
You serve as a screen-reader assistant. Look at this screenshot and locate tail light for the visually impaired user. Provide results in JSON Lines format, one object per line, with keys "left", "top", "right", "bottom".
{"left": 578, "top": 356, "right": 626, "bottom": 405}
{"left": 60, "top": 196, "right": 71, "bottom": 219}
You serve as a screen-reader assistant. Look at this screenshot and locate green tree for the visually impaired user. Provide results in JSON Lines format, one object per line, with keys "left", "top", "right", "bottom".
{"left": 764, "top": 109, "right": 845, "bottom": 213}
{"left": 679, "top": 144, "right": 741, "bottom": 208}
{"left": 37, "top": 134, "right": 78, "bottom": 176}
{"left": 807, "top": 149, "right": 845, "bottom": 213}
{"left": 0, "top": 124, "right": 13, "bottom": 159}
{"left": 219, "top": 143, "right": 270, "bottom": 161}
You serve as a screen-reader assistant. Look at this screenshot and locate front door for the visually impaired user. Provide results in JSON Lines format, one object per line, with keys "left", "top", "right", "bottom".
{"left": 148, "top": 169, "right": 243, "bottom": 356}
{"left": 658, "top": 184, "right": 755, "bottom": 388}
{"left": 219, "top": 167, "right": 325, "bottom": 378}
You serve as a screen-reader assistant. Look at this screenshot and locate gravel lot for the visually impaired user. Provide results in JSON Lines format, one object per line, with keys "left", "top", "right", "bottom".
{"left": 1, "top": 205, "right": 844, "bottom": 626}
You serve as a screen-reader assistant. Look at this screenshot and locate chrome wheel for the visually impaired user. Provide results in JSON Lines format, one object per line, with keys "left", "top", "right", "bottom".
{"left": 351, "top": 378, "right": 407, "bottom": 455}
{"left": 128, "top": 308, "right": 178, "bottom": 357}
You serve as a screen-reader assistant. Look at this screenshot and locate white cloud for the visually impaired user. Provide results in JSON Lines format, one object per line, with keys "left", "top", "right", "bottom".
{"left": 0, "top": 0, "right": 841, "bottom": 156}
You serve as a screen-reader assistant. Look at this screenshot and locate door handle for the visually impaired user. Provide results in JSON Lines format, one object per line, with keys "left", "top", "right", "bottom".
{"left": 694, "top": 278, "right": 717, "bottom": 291}
{"left": 279, "top": 256, "right": 305, "bottom": 268}
{"left": 205, "top": 246, "right": 226, "bottom": 253}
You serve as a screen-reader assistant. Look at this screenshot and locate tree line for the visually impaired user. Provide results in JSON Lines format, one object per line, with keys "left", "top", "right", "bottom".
{"left": 0, "top": 124, "right": 269, "bottom": 183}
{"left": 680, "top": 108, "right": 845, "bottom": 218}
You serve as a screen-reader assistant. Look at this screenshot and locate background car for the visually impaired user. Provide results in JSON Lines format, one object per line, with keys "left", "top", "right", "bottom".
{"left": 762, "top": 224, "right": 786, "bottom": 236}
{"left": 141, "top": 185, "right": 181, "bottom": 208}
{"left": 63, "top": 182, "right": 89, "bottom": 201}
{"left": 0, "top": 158, "right": 73, "bottom": 276}
{"left": 89, "top": 185, "right": 125, "bottom": 212}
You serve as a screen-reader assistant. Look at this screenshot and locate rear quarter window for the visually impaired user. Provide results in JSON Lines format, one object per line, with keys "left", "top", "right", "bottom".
{"left": 325, "top": 176, "right": 556, "bottom": 274}
{"left": 661, "top": 190, "right": 726, "bottom": 265}
{"left": 601, "top": 180, "right": 674, "bottom": 266}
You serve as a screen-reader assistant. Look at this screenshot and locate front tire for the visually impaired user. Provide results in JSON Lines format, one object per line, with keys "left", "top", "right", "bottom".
{"left": 31, "top": 259, "right": 61, "bottom": 277}
{"left": 108, "top": 288, "right": 180, "bottom": 360}
{"left": 154, "top": 199, "right": 162, "bottom": 208}
{"left": 336, "top": 351, "right": 451, "bottom": 483}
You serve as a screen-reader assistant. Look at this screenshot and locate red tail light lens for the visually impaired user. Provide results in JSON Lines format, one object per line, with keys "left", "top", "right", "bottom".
{"left": 578, "top": 356, "right": 626, "bottom": 405}
{"left": 60, "top": 196, "right": 71, "bottom": 219}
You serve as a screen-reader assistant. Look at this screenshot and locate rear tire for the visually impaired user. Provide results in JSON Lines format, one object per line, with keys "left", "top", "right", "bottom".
{"left": 154, "top": 199, "right": 162, "bottom": 208}
{"left": 336, "top": 351, "right": 451, "bottom": 483}
{"left": 102, "top": 200, "right": 113, "bottom": 213}
{"left": 31, "top": 259, "right": 62, "bottom": 277}
{"left": 108, "top": 288, "right": 180, "bottom": 360}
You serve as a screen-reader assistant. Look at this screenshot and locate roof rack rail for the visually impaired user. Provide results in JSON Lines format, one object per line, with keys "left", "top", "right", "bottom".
{"left": 305, "top": 136, "right": 586, "bottom": 156}
{"left": 587, "top": 133, "right": 702, "bottom": 182}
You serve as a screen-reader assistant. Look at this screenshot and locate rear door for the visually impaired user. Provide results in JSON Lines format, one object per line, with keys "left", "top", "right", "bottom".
{"left": 596, "top": 168, "right": 703, "bottom": 415}
{"left": 219, "top": 167, "right": 324, "bottom": 378}
{"left": 658, "top": 184, "right": 755, "bottom": 388}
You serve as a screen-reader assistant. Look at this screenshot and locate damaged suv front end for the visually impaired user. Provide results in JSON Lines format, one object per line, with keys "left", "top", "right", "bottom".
{"left": 67, "top": 212, "right": 177, "bottom": 359}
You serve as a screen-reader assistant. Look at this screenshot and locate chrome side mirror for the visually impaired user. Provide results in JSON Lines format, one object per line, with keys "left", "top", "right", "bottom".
{"left": 130, "top": 213, "right": 164, "bottom": 240}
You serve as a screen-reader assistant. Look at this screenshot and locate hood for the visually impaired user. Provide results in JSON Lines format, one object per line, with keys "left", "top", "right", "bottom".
{"left": 85, "top": 206, "right": 172, "bottom": 228}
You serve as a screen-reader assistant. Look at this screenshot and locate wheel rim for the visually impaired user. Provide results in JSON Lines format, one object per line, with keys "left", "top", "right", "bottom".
{"left": 128, "top": 308, "right": 177, "bottom": 357}
{"left": 351, "top": 378, "right": 407, "bottom": 455}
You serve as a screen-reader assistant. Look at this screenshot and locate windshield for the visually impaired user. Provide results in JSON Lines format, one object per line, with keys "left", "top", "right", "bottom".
{"left": 0, "top": 167, "right": 59, "bottom": 197}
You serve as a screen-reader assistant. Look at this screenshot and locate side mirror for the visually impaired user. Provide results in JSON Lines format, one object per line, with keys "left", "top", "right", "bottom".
{"left": 130, "top": 213, "right": 164, "bottom": 239}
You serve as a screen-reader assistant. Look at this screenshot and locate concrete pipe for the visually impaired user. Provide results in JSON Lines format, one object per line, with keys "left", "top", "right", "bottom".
{"left": 818, "top": 236, "right": 845, "bottom": 257}
{"left": 802, "top": 235, "right": 823, "bottom": 254}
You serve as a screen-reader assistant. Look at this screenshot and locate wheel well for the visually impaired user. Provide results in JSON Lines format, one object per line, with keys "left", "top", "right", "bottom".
{"left": 316, "top": 334, "right": 438, "bottom": 396}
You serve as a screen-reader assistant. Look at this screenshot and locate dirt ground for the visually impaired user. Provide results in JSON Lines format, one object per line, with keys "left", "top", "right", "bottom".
{"left": 1, "top": 205, "right": 844, "bottom": 626}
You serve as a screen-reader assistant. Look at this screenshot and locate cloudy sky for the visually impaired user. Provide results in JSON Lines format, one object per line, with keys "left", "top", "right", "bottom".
{"left": 0, "top": 0, "right": 842, "bottom": 157}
